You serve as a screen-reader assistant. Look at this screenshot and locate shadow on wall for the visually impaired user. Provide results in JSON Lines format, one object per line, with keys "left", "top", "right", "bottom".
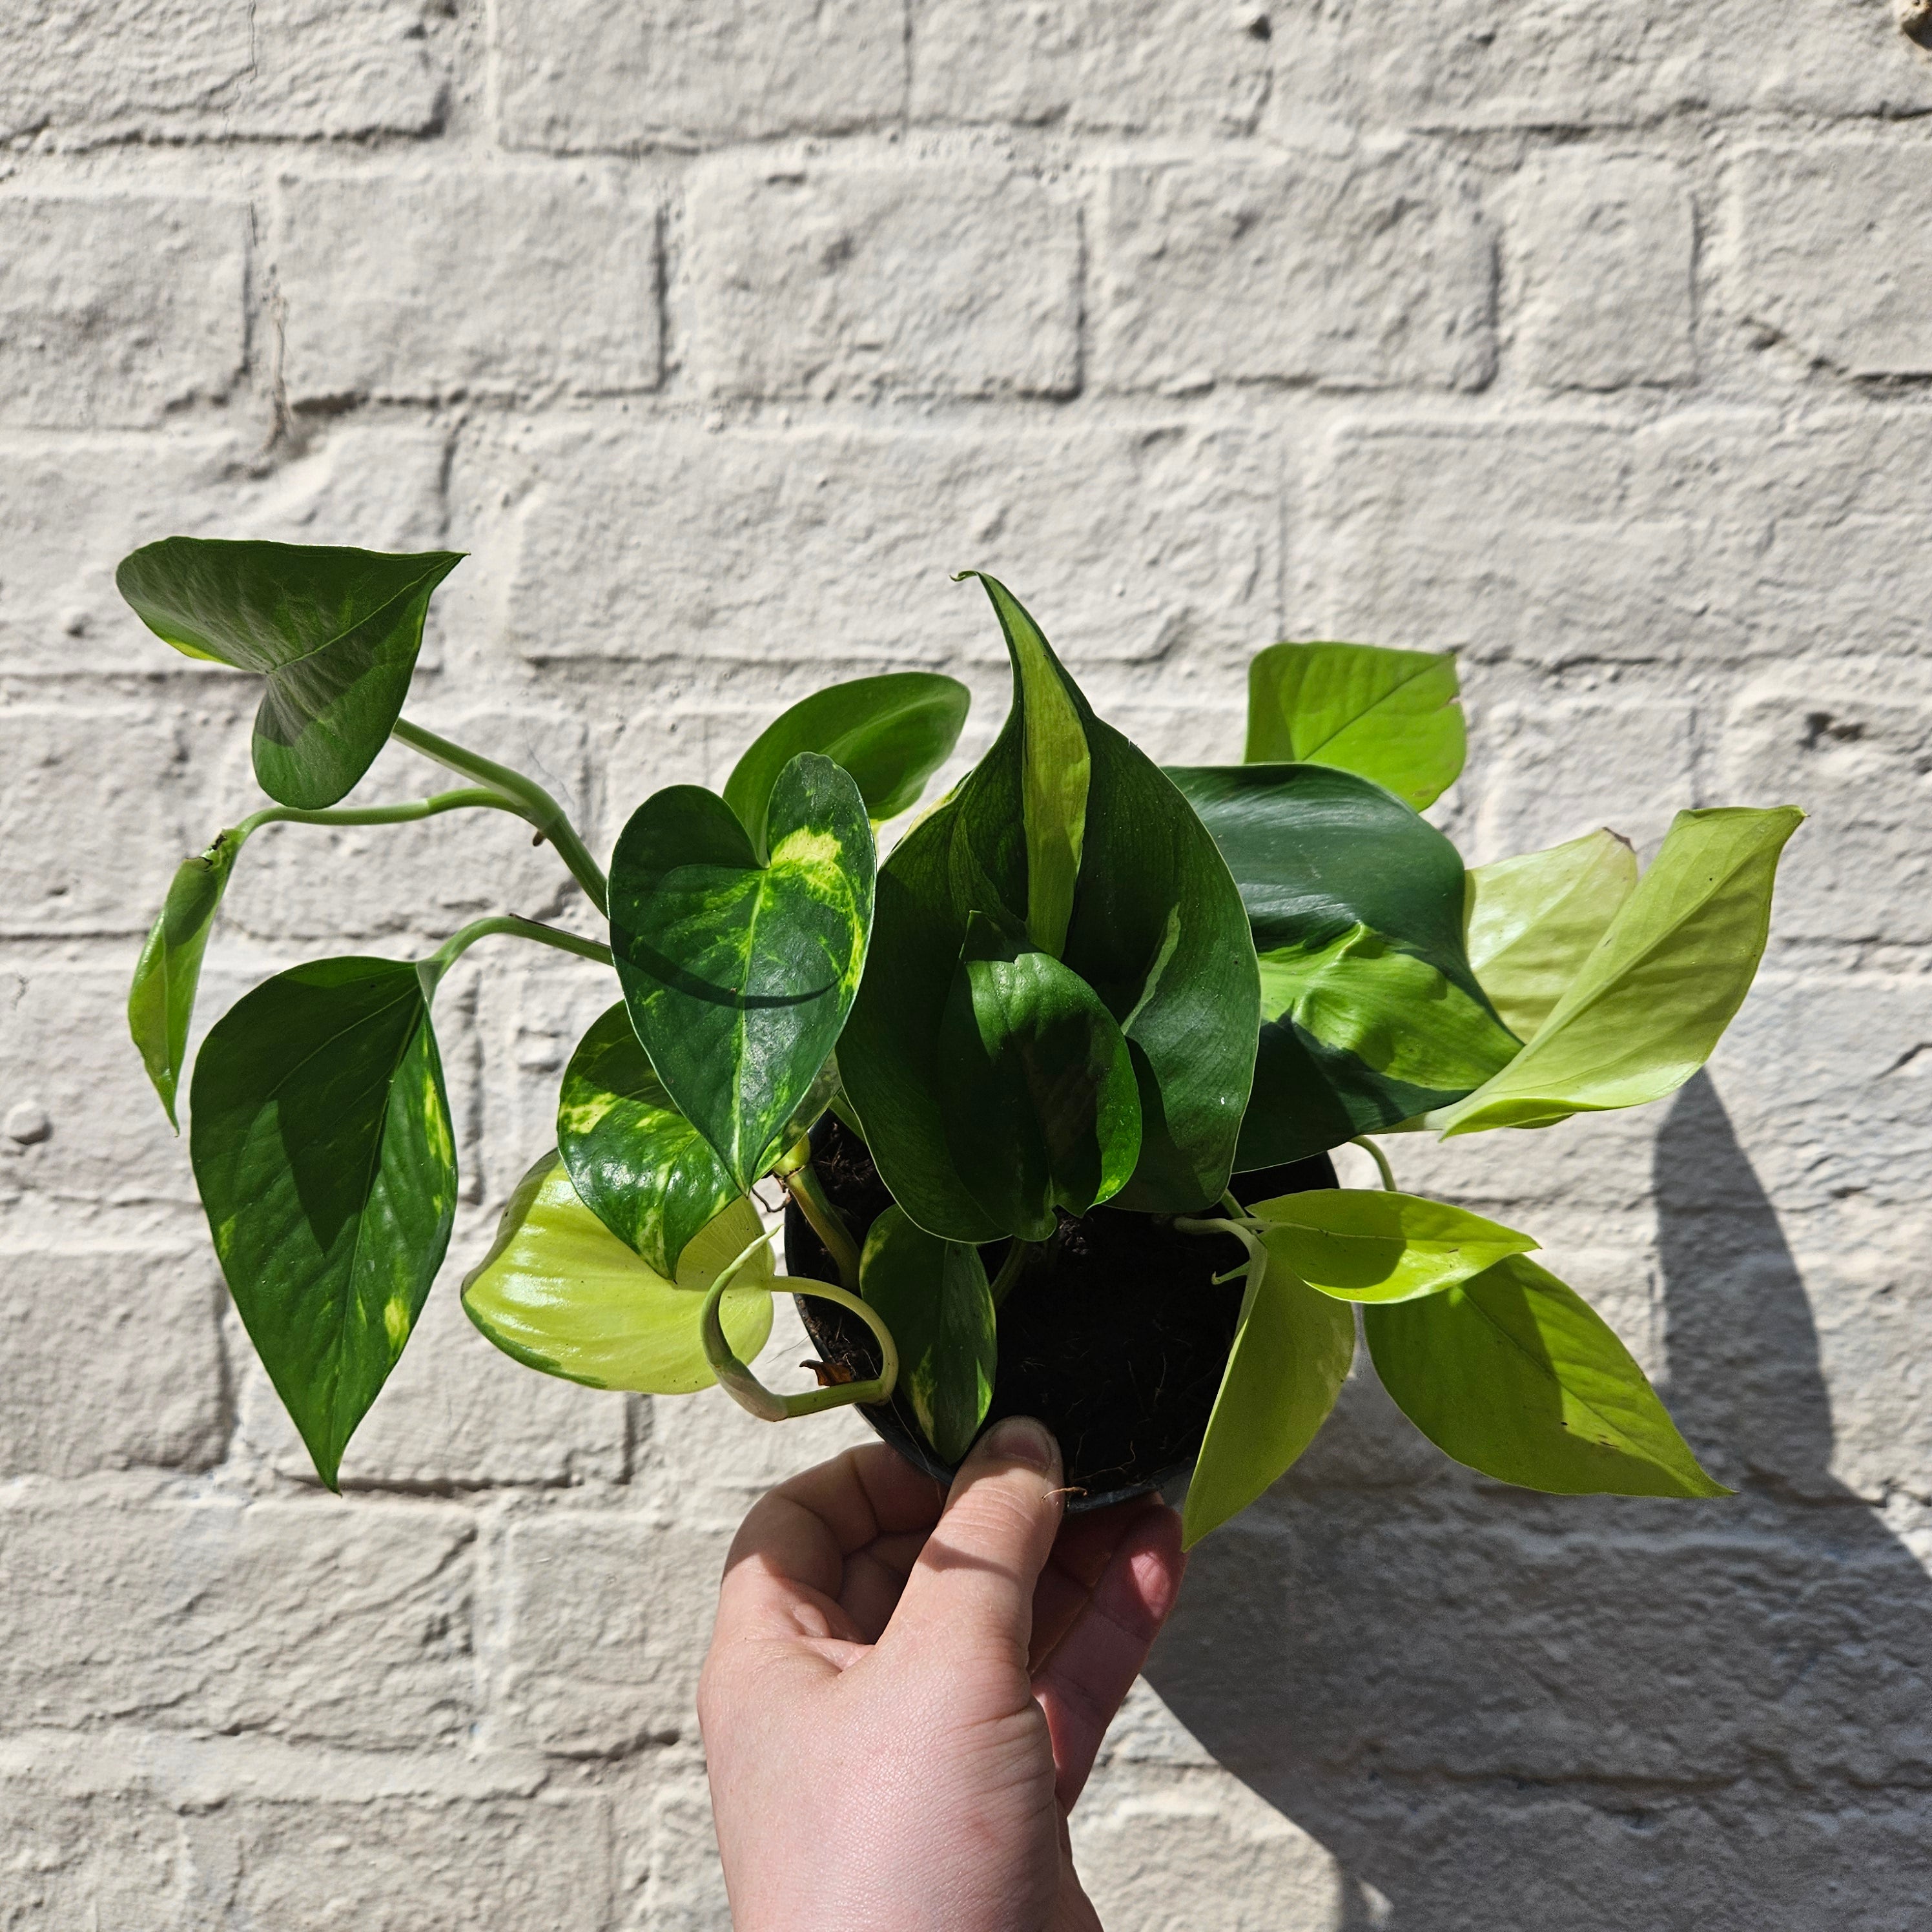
{"left": 1146, "top": 1074, "right": 1932, "bottom": 1930}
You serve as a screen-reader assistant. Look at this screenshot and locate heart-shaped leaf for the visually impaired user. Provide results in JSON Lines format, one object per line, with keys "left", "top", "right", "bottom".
{"left": 1168, "top": 762, "right": 1517, "bottom": 1166}
{"left": 858, "top": 1204, "right": 996, "bottom": 1462}
{"left": 462, "top": 1150, "right": 773, "bottom": 1393}
{"left": 723, "top": 672, "right": 971, "bottom": 861}
{"left": 937, "top": 912, "right": 1141, "bottom": 1241}
{"left": 189, "top": 956, "right": 457, "bottom": 1488}
{"left": 1434, "top": 807, "right": 1804, "bottom": 1137}
{"left": 841, "top": 575, "right": 1259, "bottom": 1239}
{"left": 1245, "top": 641, "right": 1464, "bottom": 809}
{"left": 557, "top": 1003, "right": 741, "bottom": 1279}
{"left": 1464, "top": 828, "right": 1638, "bottom": 1040}
{"left": 116, "top": 539, "right": 464, "bottom": 810}
{"left": 1365, "top": 1253, "right": 1728, "bottom": 1497}
{"left": 128, "top": 832, "right": 242, "bottom": 1127}
{"left": 610, "top": 752, "right": 874, "bottom": 1193}
{"left": 1247, "top": 1188, "right": 1536, "bottom": 1304}
{"left": 1182, "top": 1240, "right": 1356, "bottom": 1547}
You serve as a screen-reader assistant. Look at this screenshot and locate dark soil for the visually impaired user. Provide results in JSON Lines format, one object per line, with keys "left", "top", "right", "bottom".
{"left": 784, "top": 1115, "right": 1337, "bottom": 1509}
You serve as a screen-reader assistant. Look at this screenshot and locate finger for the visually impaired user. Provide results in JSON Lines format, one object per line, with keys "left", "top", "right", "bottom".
{"left": 838, "top": 1529, "right": 930, "bottom": 1641}
{"left": 887, "top": 1415, "right": 1066, "bottom": 1667}
{"left": 1028, "top": 1497, "right": 1162, "bottom": 1670}
{"left": 1033, "top": 1501, "right": 1186, "bottom": 1811}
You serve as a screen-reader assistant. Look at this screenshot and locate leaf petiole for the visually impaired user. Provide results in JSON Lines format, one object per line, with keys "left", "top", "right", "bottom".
{"left": 231, "top": 786, "right": 523, "bottom": 843}
{"left": 418, "top": 914, "right": 614, "bottom": 997}
{"left": 777, "top": 1155, "right": 863, "bottom": 1291}
{"left": 1351, "top": 1136, "right": 1399, "bottom": 1191}
{"left": 987, "top": 1235, "right": 1036, "bottom": 1310}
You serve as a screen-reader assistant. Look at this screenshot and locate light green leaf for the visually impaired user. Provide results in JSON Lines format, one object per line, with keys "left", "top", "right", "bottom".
{"left": 116, "top": 539, "right": 463, "bottom": 810}
{"left": 557, "top": 1003, "right": 739, "bottom": 1279}
{"left": 723, "top": 672, "right": 971, "bottom": 861}
{"left": 462, "top": 1151, "right": 774, "bottom": 1393}
{"left": 1434, "top": 807, "right": 1804, "bottom": 1136}
{"left": 1464, "top": 828, "right": 1639, "bottom": 1040}
{"left": 128, "top": 832, "right": 242, "bottom": 1127}
{"left": 937, "top": 912, "right": 1141, "bottom": 1241}
{"left": 1365, "top": 1253, "right": 1728, "bottom": 1497}
{"left": 842, "top": 575, "right": 1257, "bottom": 1239}
{"left": 1247, "top": 1188, "right": 1536, "bottom": 1304}
{"left": 610, "top": 753, "right": 875, "bottom": 1193}
{"left": 1245, "top": 641, "right": 1465, "bottom": 810}
{"left": 1182, "top": 1244, "right": 1356, "bottom": 1547}
{"left": 858, "top": 1204, "right": 996, "bottom": 1463}
{"left": 189, "top": 956, "right": 457, "bottom": 1488}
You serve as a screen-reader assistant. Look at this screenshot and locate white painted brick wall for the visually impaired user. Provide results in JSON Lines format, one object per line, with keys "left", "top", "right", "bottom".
{"left": 3, "top": 3, "right": 1930, "bottom": 1925}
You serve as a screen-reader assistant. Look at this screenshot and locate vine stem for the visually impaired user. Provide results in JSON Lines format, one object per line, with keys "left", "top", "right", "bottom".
{"left": 700, "top": 1229, "right": 900, "bottom": 1421}
{"left": 776, "top": 1156, "right": 861, "bottom": 1291}
{"left": 230, "top": 787, "right": 521, "bottom": 843}
{"left": 391, "top": 717, "right": 609, "bottom": 914}
{"left": 1351, "top": 1135, "right": 1398, "bottom": 1191}
{"left": 988, "top": 1237, "right": 1035, "bottom": 1310}
{"left": 418, "top": 914, "right": 613, "bottom": 997}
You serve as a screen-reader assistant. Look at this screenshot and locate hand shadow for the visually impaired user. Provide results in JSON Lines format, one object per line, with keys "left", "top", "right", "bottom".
{"left": 1145, "top": 1073, "right": 1932, "bottom": 1929}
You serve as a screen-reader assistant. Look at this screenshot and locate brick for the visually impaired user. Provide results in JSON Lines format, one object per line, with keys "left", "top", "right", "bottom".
{"left": 276, "top": 170, "right": 659, "bottom": 404}
{"left": 909, "top": 0, "right": 1270, "bottom": 134}
{"left": 684, "top": 162, "right": 1080, "bottom": 402}
{"left": 445, "top": 420, "right": 1281, "bottom": 680}
{"left": 1096, "top": 151, "right": 1494, "bottom": 395}
{"left": 236, "top": 0, "right": 447, "bottom": 139}
{"left": 0, "top": 1778, "right": 199, "bottom": 1928}
{"left": 626, "top": 1776, "right": 733, "bottom": 1930}
{"left": 0, "top": 195, "right": 245, "bottom": 430}
{"left": 0, "top": 1497, "right": 475, "bottom": 1743}
{"left": 491, "top": 1515, "right": 727, "bottom": 1752}
{"left": 492, "top": 0, "right": 904, "bottom": 152}
{"left": 0, "top": 1248, "right": 225, "bottom": 1477}
{"left": 1738, "top": 141, "right": 1932, "bottom": 378}
{"left": 1511, "top": 153, "right": 1696, "bottom": 390}
{"left": 1267, "top": 0, "right": 1932, "bottom": 137}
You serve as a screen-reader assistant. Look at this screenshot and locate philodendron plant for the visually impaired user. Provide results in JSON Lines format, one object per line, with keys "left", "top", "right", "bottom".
{"left": 121, "top": 538, "right": 1802, "bottom": 1545}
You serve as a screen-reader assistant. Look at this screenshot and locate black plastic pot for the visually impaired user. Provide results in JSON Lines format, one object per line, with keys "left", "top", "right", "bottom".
{"left": 783, "top": 1116, "right": 1337, "bottom": 1512}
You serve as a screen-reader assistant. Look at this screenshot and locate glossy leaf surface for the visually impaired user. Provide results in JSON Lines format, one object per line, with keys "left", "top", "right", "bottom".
{"left": 1366, "top": 1253, "right": 1727, "bottom": 1496}
{"left": 1245, "top": 641, "right": 1465, "bottom": 809}
{"left": 1168, "top": 763, "right": 1516, "bottom": 1165}
{"left": 557, "top": 1002, "right": 739, "bottom": 1278}
{"left": 858, "top": 1204, "right": 996, "bottom": 1462}
{"left": 1182, "top": 1244, "right": 1356, "bottom": 1547}
{"left": 128, "top": 832, "right": 241, "bottom": 1127}
{"left": 937, "top": 913, "right": 1141, "bottom": 1240}
{"left": 841, "top": 575, "right": 1257, "bottom": 1239}
{"left": 462, "top": 1151, "right": 772, "bottom": 1393}
{"left": 1434, "top": 807, "right": 1803, "bottom": 1136}
{"left": 1248, "top": 1188, "right": 1536, "bottom": 1304}
{"left": 723, "top": 672, "right": 971, "bottom": 860}
{"left": 1464, "top": 828, "right": 1639, "bottom": 1040}
{"left": 116, "top": 539, "right": 463, "bottom": 809}
{"left": 610, "top": 753, "right": 874, "bottom": 1192}
{"left": 189, "top": 956, "right": 456, "bottom": 1488}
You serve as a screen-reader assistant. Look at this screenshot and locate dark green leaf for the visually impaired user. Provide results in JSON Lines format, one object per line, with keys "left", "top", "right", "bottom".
{"left": 1167, "top": 762, "right": 1517, "bottom": 1166}
{"left": 128, "top": 831, "right": 242, "bottom": 1127}
{"left": 1246, "top": 641, "right": 1464, "bottom": 809}
{"left": 116, "top": 538, "right": 463, "bottom": 809}
{"left": 858, "top": 1204, "right": 996, "bottom": 1463}
{"left": 462, "top": 1151, "right": 773, "bottom": 1393}
{"left": 936, "top": 912, "right": 1140, "bottom": 1240}
{"left": 1247, "top": 1187, "right": 1535, "bottom": 1303}
{"left": 841, "top": 575, "right": 1259, "bottom": 1238}
{"left": 610, "top": 752, "right": 874, "bottom": 1193}
{"left": 557, "top": 1003, "right": 740, "bottom": 1278}
{"left": 722, "top": 672, "right": 971, "bottom": 861}
{"left": 1365, "top": 1253, "right": 1729, "bottom": 1497}
{"left": 189, "top": 956, "right": 457, "bottom": 1488}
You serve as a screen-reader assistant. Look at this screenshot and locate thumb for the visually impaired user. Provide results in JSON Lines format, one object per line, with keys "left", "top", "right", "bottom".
{"left": 887, "top": 1415, "right": 1065, "bottom": 1664}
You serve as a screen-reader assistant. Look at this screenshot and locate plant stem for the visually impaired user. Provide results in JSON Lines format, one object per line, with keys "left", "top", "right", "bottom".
{"left": 391, "top": 717, "right": 609, "bottom": 914}
{"left": 231, "top": 787, "right": 522, "bottom": 845}
{"left": 418, "top": 913, "right": 614, "bottom": 997}
{"left": 1351, "top": 1135, "right": 1398, "bottom": 1191}
{"left": 988, "top": 1235, "right": 1037, "bottom": 1310}
{"left": 781, "top": 1160, "right": 861, "bottom": 1291}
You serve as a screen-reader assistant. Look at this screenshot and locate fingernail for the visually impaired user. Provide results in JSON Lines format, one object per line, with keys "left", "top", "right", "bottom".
{"left": 983, "top": 1414, "right": 1056, "bottom": 1472}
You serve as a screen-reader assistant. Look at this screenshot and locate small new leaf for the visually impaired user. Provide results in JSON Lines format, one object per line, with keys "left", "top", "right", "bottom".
{"left": 128, "top": 832, "right": 242, "bottom": 1127}
{"left": 1365, "top": 1253, "right": 1728, "bottom": 1497}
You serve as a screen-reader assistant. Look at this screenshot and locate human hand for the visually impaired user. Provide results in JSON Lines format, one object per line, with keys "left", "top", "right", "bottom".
{"left": 697, "top": 1417, "right": 1187, "bottom": 1932}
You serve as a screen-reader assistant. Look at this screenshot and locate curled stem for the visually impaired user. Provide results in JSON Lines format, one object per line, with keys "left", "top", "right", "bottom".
{"left": 391, "top": 717, "right": 609, "bottom": 913}
{"left": 1175, "top": 1212, "right": 1270, "bottom": 1300}
{"left": 701, "top": 1229, "right": 899, "bottom": 1421}
{"left": 418, "top": 914, "right": 614, "bottom": 998}
{"left": 777, "top": 1156, "right": 861, "bottom": 1291}
{"left": 231, "top": 787, "right": 520, "bottom": 843}
{"left": 1351, "top": 1135, "right": 1398, "bottom": 1192}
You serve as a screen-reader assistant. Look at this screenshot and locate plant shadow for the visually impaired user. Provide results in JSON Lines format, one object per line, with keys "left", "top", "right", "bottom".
{"left": 1144, "top": 1073, "right": 1932, "bottom": 1929}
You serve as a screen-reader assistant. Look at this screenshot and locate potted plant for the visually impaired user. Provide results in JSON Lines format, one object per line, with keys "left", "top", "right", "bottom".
{"left": 120, "top": 539, "right": 1801, "bottom": 1545}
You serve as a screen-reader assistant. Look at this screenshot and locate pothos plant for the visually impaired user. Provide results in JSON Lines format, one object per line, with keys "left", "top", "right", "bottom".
{"left": 120, "top": 538, "right": 1802, "bottom": 1546}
